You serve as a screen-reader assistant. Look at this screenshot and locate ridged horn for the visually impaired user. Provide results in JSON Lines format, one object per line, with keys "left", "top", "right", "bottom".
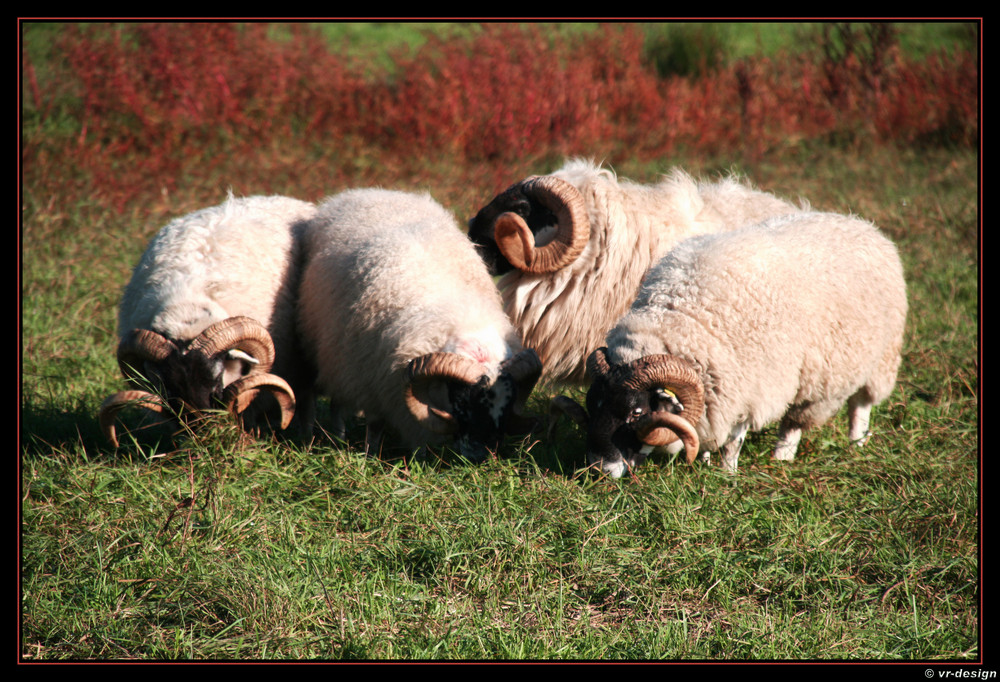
{"left": 116, "top": 329, "right": 176, "bottom": 381}
{"left": 222, "top": 373, "right": 296, "bottom": 430}
{"left": 98, "top": 389, "right": 169, "bottom": 447}
{"left": 188, "top": 316, "right": 276, "bottom": 372}
{"left": 622, "top": 354, "right": 705, "bottom": 448}
{"left": 634, "top": 411, "right": 701, "bottom": 464}
{"left": 404, "top": 353, "right": 486, "bottom": 434}
{"left": 494, "top": 175, "right": 590, "bottom": 274}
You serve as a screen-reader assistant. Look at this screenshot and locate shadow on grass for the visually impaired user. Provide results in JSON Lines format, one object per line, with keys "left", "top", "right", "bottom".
{"left": 19, "top": 393, "right": 585, "bottom": 483}
{"left": 20, "top": 397, "right": 237, "bottom": 463}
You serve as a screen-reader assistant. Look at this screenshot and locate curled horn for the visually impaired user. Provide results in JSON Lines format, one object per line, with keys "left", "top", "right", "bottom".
{"left": 222, "top": 373, "right": 296, "bottom": 430}
{"left": 493, "top": 175, "right": 590, "bottom": 274}
{"left": 188, "top": 316, "right": 276, "bottom": 372}
{"left": 190, "top": 316, "right": 294, "bottom": 427}
{"left": 98, "top": 389, "right": 169, "bottom": 447}
{"left": 116, "top": 329, "right": 177, "bottom": 382}
{"left": 635, "top": 411, "right": 701, "bottom": 464}
{"left": 404, "top": 353, "right": 486, "bottom": 434}
{"left": 623, "top": 354, "right": 705, "bottom": 450}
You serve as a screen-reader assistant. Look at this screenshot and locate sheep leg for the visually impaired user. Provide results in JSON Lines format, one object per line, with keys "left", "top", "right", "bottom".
{"left": 847, "top": 390, "right": 874, "bottom": 446}
{"left": 327, "top": 405, "right": 347, "bottom": 442}
{"left": 773, "top": 420, "right": 803, "bottom": 462}
{"left": 683, "top": 442, "right": 711, "bottom": 465}
{"left": 295, "top": 391, "right": 318, "bottom": 442}
{"left": 720, "top": 421, "right": 749, "bottom": 473}
{"left": 364, "top": 419, "right": 386, "bottom": 458}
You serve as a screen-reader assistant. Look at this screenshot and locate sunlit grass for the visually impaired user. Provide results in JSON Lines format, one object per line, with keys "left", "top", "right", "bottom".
{"left": 20, "top": 22, "right": 978, "bottom": 661}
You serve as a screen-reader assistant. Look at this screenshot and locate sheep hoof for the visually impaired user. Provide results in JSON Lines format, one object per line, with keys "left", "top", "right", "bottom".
{"left": 850, "top": 430, "right": 872, "bottom": 447}
{"left": 773, "top": 447, "right": 797, "bottom": 462}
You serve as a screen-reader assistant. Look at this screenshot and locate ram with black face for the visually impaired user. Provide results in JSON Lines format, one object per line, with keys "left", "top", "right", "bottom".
{"left": 297, "top": 188, "right": 542, "bottom": 462}
{"left": 552, "top": 348, "right": 703, "bottom": 478}
{"left": 466, "top": 177, "right": 568, "bottom": 276}
{"left": 466, "top": 158, "right": 804, "bottom": 385}
{"left": 99, "top": 195, "right": 314, "bottom": 446}
{"left": 103, "top": 317, "right": 296, "bottom": 444}
{"left": 552, "top": 212, "right": 908, "bottom": 475}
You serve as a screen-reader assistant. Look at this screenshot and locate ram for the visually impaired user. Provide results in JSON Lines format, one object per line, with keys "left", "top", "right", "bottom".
{"left": 297, "top": 188, "right": 541, "bottom": 461}
{"left": 99, "top": 194, "right": 316, "bottom": 446}
{"left": 552, "top": 211, "right": 908, "bottom": 476}
{"left": 467, "top": 158, "right": 804, "bottom": 384}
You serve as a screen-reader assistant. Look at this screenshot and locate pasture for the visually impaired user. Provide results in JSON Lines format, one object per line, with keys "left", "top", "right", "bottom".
{"left": 20, "top": 22, "right": 979, "bottom": 661}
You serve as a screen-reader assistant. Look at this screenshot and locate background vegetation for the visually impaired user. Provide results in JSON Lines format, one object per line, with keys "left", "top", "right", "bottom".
{"left": 21, "top": 21, "right": 979, "bottom": 662}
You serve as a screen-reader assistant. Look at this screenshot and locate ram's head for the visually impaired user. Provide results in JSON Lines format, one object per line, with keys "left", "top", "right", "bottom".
{"left": 404, "top": 348, "right": 542, "bottom": 462}
{"left": 98, "top": 316, "right": 295, "bottom": 446}
{"left": 551, "top": 347, "right": 704, "bottom": 478}
{"left": 467, "top": 175, "right": 590, "bottom": 276}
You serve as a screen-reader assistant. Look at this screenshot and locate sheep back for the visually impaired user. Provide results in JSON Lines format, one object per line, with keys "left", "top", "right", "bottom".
{"left": 107, "top": 194, "right": 317, "bottom": 440}
{"left": 119, "top": 194, "right": 315, "bottom": 365}
{"left": 490, "top": 159, "right": 804, "bottom": 385}
{"left": 606, "top": 211, "right": 907, "bottom": 450}
{"left": 298, "top": 188, "right": 523, "bottom": 448}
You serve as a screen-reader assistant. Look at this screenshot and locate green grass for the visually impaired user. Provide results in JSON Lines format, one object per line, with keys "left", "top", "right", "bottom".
{"left": 20, "top": 423, "right": 978, "bottom": 659}
{"left": 20, "top": 22, "right": 978, "bottom": 661}
{"left": 302, "top": 21, "right": 976, "bottom": 62}
{"left": 20, "top": 143, "right": 980, "bottom": 661}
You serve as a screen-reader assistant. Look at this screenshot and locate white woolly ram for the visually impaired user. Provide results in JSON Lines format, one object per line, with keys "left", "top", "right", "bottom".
{"left": 297, "top": 188, "right": 541, "bottom": 461}
{"left": 552, "top": 211, "right": 908, "bottom": 476}
{"left": 467, "top": 158, "right": 805, "bottom": 385}
{"left": 99, "top": 194, "right": 317, "bottom": 446}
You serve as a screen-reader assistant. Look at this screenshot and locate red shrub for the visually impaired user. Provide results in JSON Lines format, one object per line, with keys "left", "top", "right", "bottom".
{"left": 22, "top": 22, "right": 978, "bottom": 213}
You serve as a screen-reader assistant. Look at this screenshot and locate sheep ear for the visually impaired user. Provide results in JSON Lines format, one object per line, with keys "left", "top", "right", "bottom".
{"left": 586, "top": 347, "right": 612, "bottom": 379}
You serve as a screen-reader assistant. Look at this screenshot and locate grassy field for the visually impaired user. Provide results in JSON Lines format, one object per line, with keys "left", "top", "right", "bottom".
{"left": 21, "top": 22, "right": 979, "bottom": 662}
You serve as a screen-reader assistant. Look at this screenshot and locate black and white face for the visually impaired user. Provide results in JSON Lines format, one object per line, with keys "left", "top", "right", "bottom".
{"left": 467, "top": 185, "right": 559, "bottom": 276}
{"left": 407, "top": 349, "right": 541, "bottom": 462}
{"left": 447, "top": 373, "right": 519, "bottom": 463}
{"left": 139, "top": 346, "right": 259, "bottom": 416}
{"left": 584, "top": 377, "right": 685, "bottom": 478}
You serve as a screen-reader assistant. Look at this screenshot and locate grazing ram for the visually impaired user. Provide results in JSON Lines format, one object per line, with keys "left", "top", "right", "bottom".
{"left": 552, "top": 212, "right": 908, "bottom": 476}
{"left": 467, "top": 158, "right": 804, "bottom": 384}
{"left": 99, "top": 194, "right": 316, "bottom": 446}
{"left": 297, "top": 188, "right": 541, "bottom": 461}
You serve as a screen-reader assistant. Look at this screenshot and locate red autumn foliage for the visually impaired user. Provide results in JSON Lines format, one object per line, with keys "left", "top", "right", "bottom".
{"left": 22, "top": 22, "right": 978, "bottom": 213}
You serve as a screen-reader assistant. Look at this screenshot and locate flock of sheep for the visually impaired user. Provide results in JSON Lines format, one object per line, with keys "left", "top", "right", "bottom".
{"left": 98, "top": 159, "right": 908, "bottom": 477}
